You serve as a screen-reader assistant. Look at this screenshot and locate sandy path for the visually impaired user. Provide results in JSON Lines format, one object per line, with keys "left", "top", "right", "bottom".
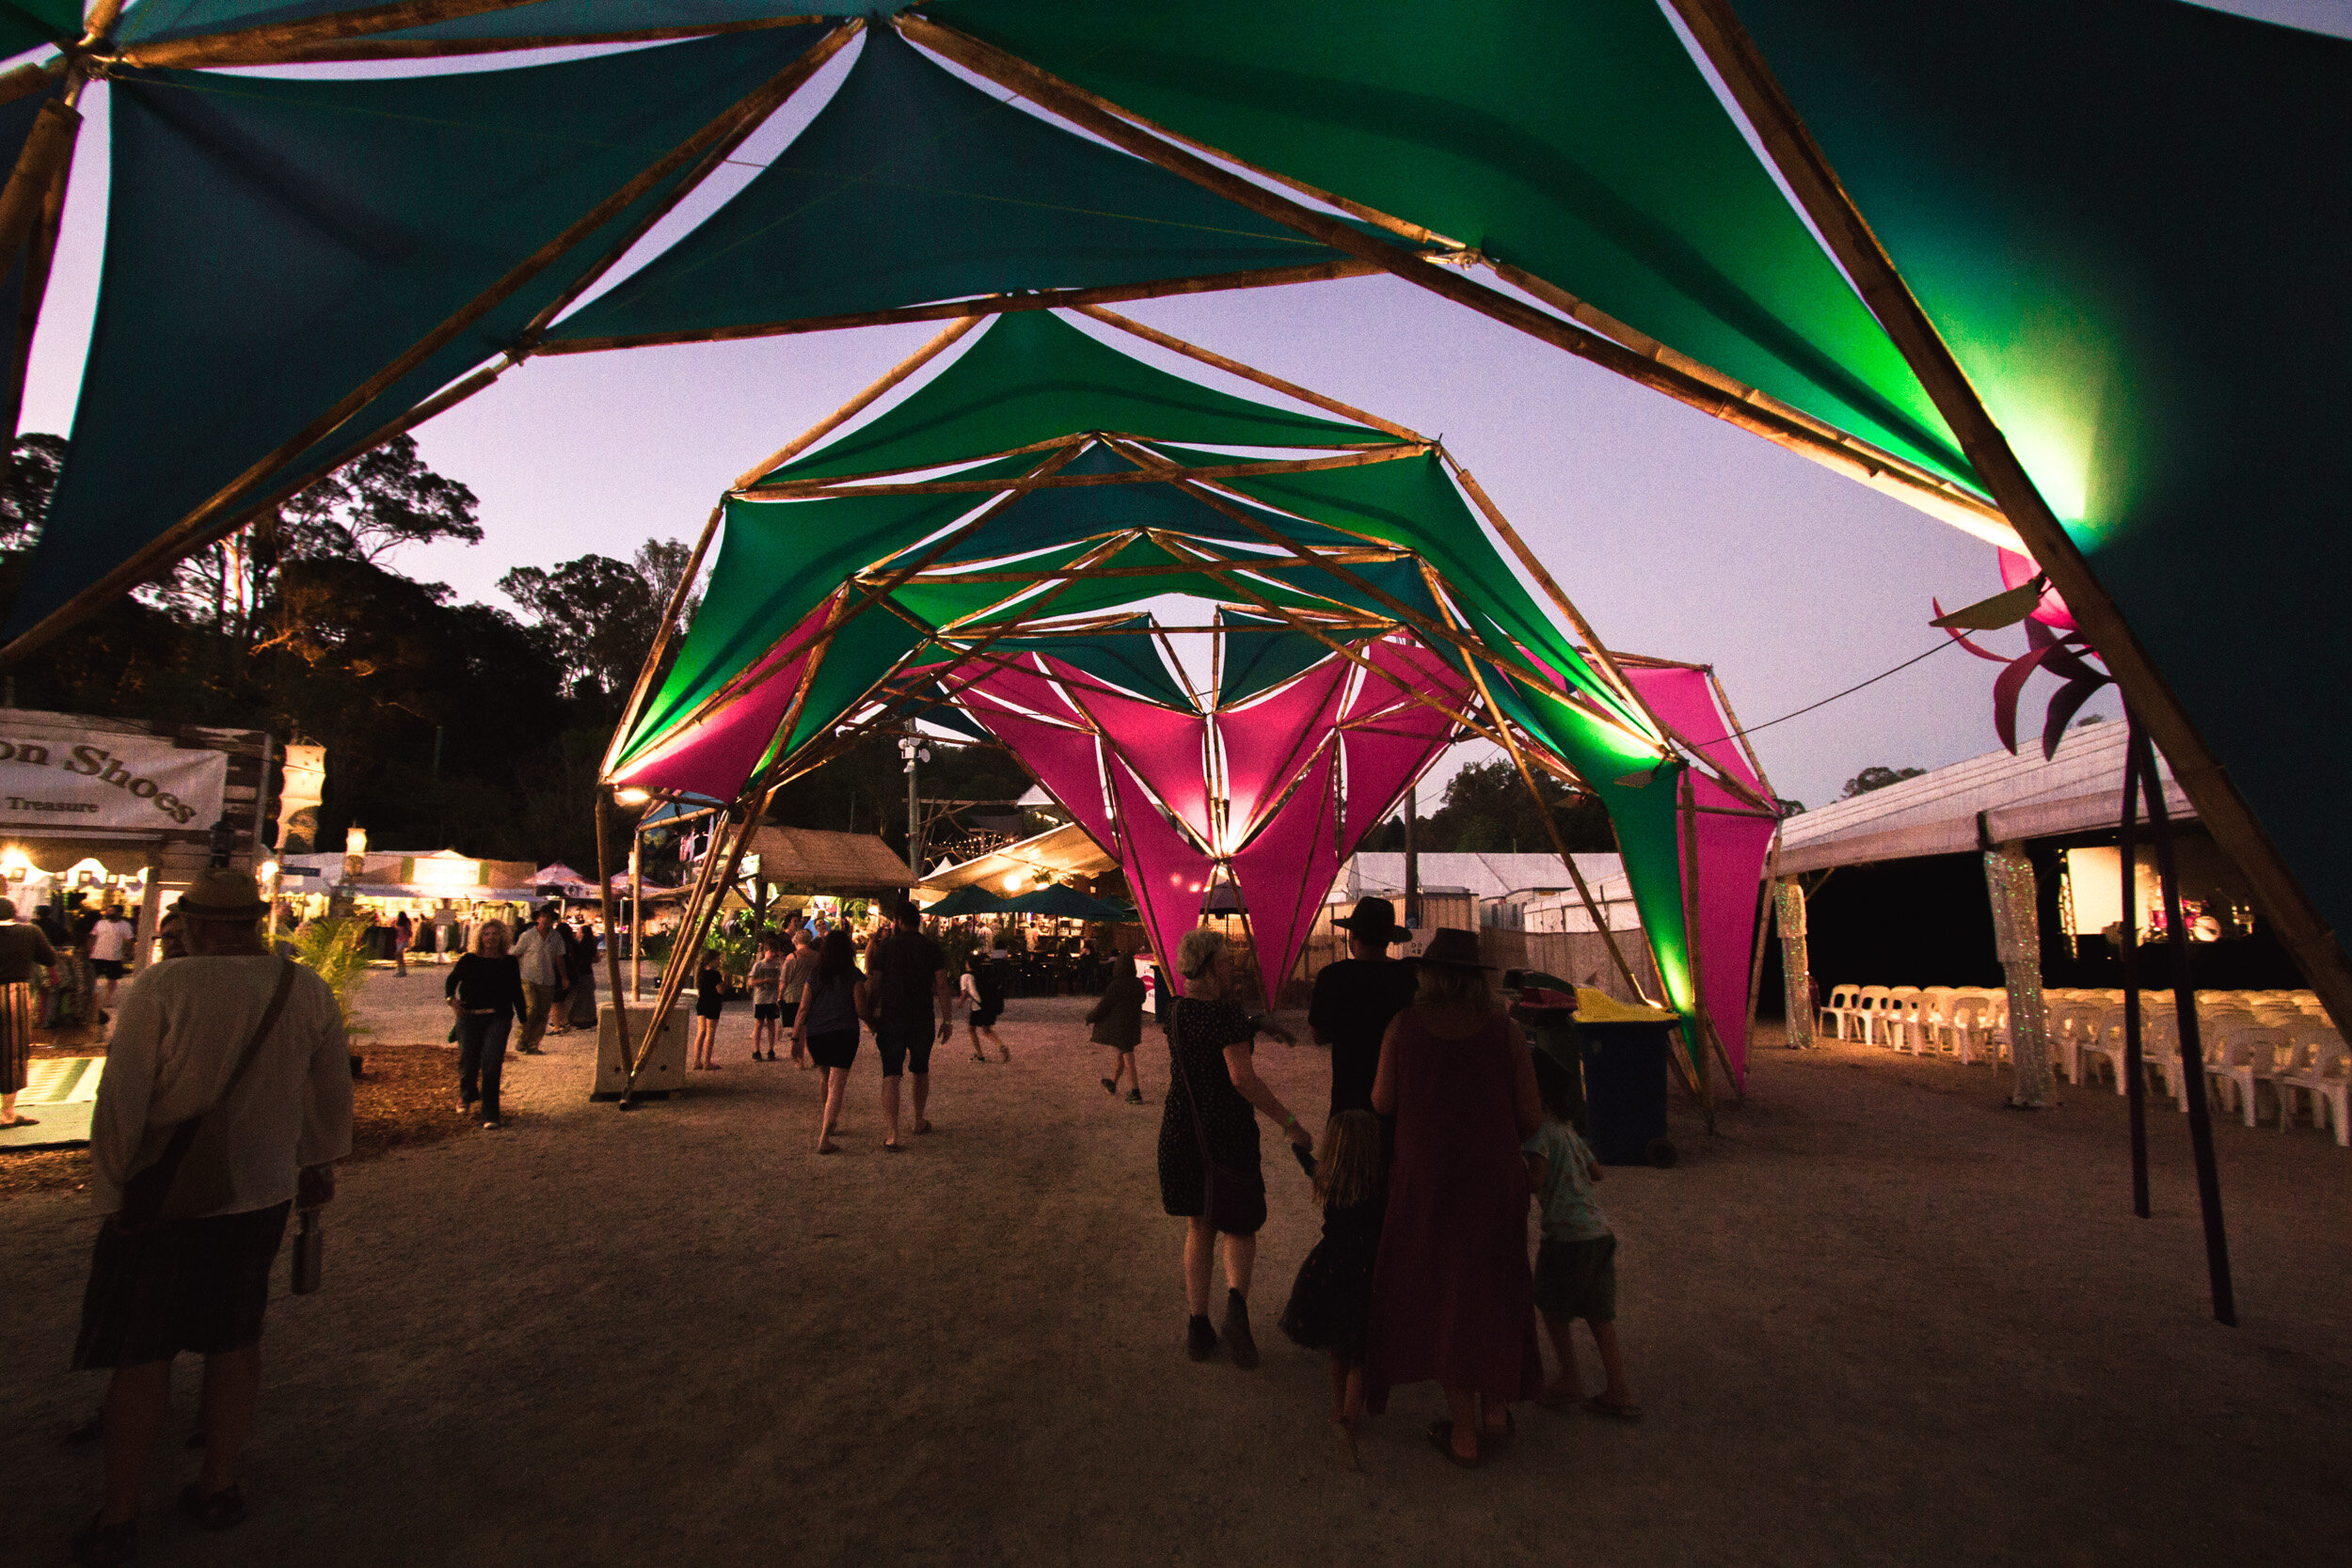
{"left": 4, "top": 971, "right": 2348, "bottom": 1567}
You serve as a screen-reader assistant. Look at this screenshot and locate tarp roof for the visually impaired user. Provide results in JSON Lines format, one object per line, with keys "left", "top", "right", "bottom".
{"left": 744, "top": 825, "right": 914, "bottom": 892}
{"left": 1775, "top": 721, "right": 2192, "bottom": 876}
{"left": 918, "top": 819, "right": 1119, "bottom": 895}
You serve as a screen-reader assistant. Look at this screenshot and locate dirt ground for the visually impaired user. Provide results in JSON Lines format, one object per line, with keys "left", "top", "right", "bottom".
{"left": 4, "top": 969, "right": 2349, "bottom": 1567}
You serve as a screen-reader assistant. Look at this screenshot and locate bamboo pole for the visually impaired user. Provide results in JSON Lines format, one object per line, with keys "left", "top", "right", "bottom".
{"left": 1420, "top": 563, "right": 1653, "bottom": 1002}
{"left": 532, "top": 260, "right": 1384, "bottom": 356}
{"left": 739, "top": 443, "right": 1423, "bottom": 500}
{"left": 0, "top": 97, "right": 76, "bottom": 293}
{"left": 0, "top": 46, "right": 830, "bottom": 668}
{"left": 0, "top": 81, "right": 72, "bottom": 443}
{"left": 730, "top": 314, "right": 986, "bottom": 489}
{"left": 594, "top": 787, "right": 631, "bottom": 1079}
{"left": 117, "top": 2, "right": 822, "bottom": 68}
{"left": 895, "top": 12, "right": 2016, "bottom": 547}
{"left": 629, "top": 819, "right": 644, "bottom": 1001}
{"left": 1073, "top": 304, "right": 1427, "bottom": 444}
{"left": 1669, "top": 0, "right": 2352, "bottom": 1043}
{"left": 625, "top": 801, "right": 733, "bottom": 1102}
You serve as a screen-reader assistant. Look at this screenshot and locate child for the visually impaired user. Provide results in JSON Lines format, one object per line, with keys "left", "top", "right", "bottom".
{"left": 960, "top": 951, "right": 1009, "bottom": 1063}
{"left": 1087, "top": 952, "right": 1146, "bottom": 1102}
{"left": 1278, "top": 1108, "right": 1388, "bottom": 1469}
{"left": 1524, "top": 1053, "right": 1639, "bottom": 1419}
{"left": 748, "top": 936, "right": 785, "bottom": 1062}
{"left": 691, "top": 944, "right": 730, "bottom": 1071}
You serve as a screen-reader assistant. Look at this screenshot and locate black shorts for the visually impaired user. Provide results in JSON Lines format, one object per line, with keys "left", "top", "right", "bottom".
{"left": 875, "top": 1020, "right": 935, "bottom": 1079}
{"left": 90, "top": 959, "right": 127, "bottom": 980}
{"left": 694, "top": 995, "right": 723, "bottom": 1021}
{"left": 970, "top": 1005, "right": 1002, "bottom": 1029}
{"left": 72, "top": 1202, "right": 293, "bottom": 1370}
{"left": 807, "top": 1027, "right": 858, "bottom": 1071}
{"left": 1534, "top": 1234, "right": 1618, "bottom": 1323}
{"left": 754, "top": 1002, "right": 780, "bottom": 1022}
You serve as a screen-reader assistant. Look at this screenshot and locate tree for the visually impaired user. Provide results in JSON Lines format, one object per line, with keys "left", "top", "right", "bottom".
{"left": 0, "top": 432, "right": 64, "bottom": 543}
{"left": 498, "top": 539, "right": 699, "bottom": 718}
{"left": 1841, "top": 765, "right": 1926, "bottom": 799}
{"left": 1357, "top": 753, "right": 1616, "bottom": 854}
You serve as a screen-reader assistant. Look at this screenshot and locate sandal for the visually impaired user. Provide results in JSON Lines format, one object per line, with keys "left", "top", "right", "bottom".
{"left": 815, "top": 1140, "right": 838, "bottom": 1155}
{"left": 1425, "top": 1418, "right": 1479, "bottom": 1469}
{"left": 882, "top": 1139, "right": 903, "bottom": 1153}
{"left": 913, "top": 1119, "right": 933, "bottom": 1134}
{"left": 1102, "top": 1077, "right": 1119, "bottom": 1095}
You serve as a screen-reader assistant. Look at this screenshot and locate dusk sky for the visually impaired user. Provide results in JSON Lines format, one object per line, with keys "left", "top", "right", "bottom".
{"left": 18, "top": 1, "right": 2334, "bottom": 815}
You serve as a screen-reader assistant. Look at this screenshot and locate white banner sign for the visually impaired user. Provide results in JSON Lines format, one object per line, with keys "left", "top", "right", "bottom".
{"left": 0, "top": 733, "right": 229, "bottom": 833}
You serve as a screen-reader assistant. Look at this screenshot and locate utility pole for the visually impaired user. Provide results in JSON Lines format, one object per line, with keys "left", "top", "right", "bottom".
{"left": 899, "top": 721, "right": 931, "bottom": 875}
{"left": 1403, "top": 783, "right": 1421, "bottom": 938}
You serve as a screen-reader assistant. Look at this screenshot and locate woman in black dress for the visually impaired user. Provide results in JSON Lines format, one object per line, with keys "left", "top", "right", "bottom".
{"left": 1158, "top": 927, "right": 1310, "bottom": 1369}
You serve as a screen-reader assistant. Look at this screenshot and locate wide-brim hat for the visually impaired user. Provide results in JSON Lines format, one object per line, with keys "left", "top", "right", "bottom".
{"left": 1331, "top": 895, "right": 1409, "bottom": 944}
{"left": 1415, "top": 927, "right": 1493, "bottom": 969}
{"left": 177, "top": 868, "right": 269, "bottom": 920}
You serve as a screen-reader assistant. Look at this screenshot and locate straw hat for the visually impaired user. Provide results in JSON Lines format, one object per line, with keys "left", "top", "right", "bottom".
{"left": 177, "top": 867, "right": 269, "bottom": 920}
{"left": 1414, "top": 927, "right": 1491, "bottom": 969}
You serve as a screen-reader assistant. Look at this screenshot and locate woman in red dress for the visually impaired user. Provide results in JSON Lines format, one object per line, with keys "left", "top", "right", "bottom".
{"left": 1365, "top": 928, "right": 1544, "bottom": 1467}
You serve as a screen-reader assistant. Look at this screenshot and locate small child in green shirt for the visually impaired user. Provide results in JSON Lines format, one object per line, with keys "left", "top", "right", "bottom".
{"left": 1524, "top": 1052, "right": 1639, "bottom": 1419}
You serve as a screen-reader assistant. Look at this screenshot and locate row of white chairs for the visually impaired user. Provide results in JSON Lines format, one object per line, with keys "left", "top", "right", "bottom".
{"left": 1820, "top": 984, "right": 2350, "bottom": 1145}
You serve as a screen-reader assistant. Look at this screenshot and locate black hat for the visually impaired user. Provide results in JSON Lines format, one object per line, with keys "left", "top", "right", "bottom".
{"left": 1331, "top": 895, "right": 1408, "bottom": 945}
{"left": 1414, "top": 928, "right": 1493, "bottom": 970}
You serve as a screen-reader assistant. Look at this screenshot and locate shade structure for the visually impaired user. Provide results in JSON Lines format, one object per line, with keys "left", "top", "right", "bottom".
{"left": 922, "top": 883, "right": 1012, "bottom": 918}
{"left": 3, "top": 1, "right": 2342, "bottom": 1054}
{"left": 1000, "top": 884, "right": 1130, "bottom": 921}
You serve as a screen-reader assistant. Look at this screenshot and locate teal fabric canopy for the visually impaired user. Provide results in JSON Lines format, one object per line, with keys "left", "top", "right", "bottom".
{"left": 9, "top": 26, "right": 833, "bottom": 635}
{"left": 548, "top": 26, "right": 1358, "bottom": 347}
{"left": 1216, "top": 610, "right": 1368, "bottom": 707}
{"left": 115, "top": 1, "right": 849, "bottom": 46}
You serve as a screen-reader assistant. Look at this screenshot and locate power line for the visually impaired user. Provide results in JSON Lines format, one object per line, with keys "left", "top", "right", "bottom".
{"left": 1729, "top": 638, "right": 1961, "bottom": 742}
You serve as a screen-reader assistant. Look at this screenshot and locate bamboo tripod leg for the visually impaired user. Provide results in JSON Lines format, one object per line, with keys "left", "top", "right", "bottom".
{"left": 595, "top": 789, "right": 631, "bottom": 1073}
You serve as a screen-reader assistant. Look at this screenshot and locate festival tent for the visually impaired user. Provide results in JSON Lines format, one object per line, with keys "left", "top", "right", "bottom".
{"left": 0, "top": 3, "right": 2340, "bottom": 1035}
{"left": 592, "top": 304, "right": 1781, "bottom": 1116}
{"left": 1002, "top": 885, "right": 1131, "bottom": 922}
{"left": 920, "top": 883, "right": 1011, "bottom": 919}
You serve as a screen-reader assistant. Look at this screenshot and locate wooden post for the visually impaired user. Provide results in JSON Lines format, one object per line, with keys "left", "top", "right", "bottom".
{"left": 1670, "top": 0, "right": 2352, "bottom": 1044}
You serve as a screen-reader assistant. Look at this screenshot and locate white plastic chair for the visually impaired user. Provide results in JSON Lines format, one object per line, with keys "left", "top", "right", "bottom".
{"left": 1878, "top": 987, "right": 1924, "bottom": 1050}
{"left": 2279, "top": 1035, "right": 2350, "bottom": 1146}
{"left": 2073, "top": 1007, "right": 2133, "bottom": 1094}
{"left": 1820, "top": 984, "right": 1862, "bottom": 1041}
{"left": 2203, "top": 1022, "right": 2285, "bottom": 1128}
{"left": 1851, "top": 985, "right": 1893, "bottom": 1043}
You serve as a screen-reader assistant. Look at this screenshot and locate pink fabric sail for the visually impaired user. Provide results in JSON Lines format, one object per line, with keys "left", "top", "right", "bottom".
{"left": 1066, "top": 677, "right": 1211, "bottom": 843}
{"left": 1108, "top": 756, "right": 1215, "bottom": 990}
{"left": 1337, "top": 638, "right": 1468, "bottom": 854}
{"left": 948, "top": 654, "right": 1083, "bottom": 725}
{"left": 1623, "top": 665, "right": 1778, "bottom": 1083}
{"left": 1228, "top": 745, "right": 1341, "bottom": 1008}
{"left": 959, "top": 689, "right": 1116, "bottom": 853}
{"left": 1216, "top": 659, "right": 1347, "bottom": 847}
{"left": 611, "top": 597, "right": 836, "bottom": 800}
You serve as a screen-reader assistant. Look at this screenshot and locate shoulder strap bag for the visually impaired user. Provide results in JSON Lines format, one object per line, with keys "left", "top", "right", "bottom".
{"left": 1167, "top": 1000, "right": 1266, "bottom": 1236}
{"left": 113, "top": 958, "right": 301, "bottom": 1233}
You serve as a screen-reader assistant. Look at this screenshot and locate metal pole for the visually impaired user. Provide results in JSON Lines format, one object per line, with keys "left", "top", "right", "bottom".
{"left": 2119, "top": 729, "right": 2151, "bottom": 1218}
{"left": 629, "top": 822, "right": 644, "bottom": 1002}
{"left": 1402, "top": 784, "right": 1420, "bottom": 937}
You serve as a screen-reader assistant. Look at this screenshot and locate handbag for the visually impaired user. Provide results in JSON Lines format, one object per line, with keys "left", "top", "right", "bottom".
{"left": 112, "top": 958, "right": 301, "bottom": 1233}
{"left": 1167, "top": 999, "right": 1266, "bottom": 1235}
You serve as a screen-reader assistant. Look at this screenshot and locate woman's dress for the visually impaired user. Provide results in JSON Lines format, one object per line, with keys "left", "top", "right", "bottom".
{"left": 1156, "top": 997, "right": 1263, "bottom": 1231}
{"left": 1364, "top": 1009, "right": 1541, "bottom": 1409}
{"left": 1279, "top": 1187, "right": 1385, "bottom": 1362}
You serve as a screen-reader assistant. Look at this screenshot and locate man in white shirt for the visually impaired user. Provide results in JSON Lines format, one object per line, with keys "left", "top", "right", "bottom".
{"left": 71, "top": 869, "right": 351, "bottom": 1565}
{"left": 508, "top": 905, "right": 564, "bottom": 1054}
{"left": 87, "top": 906, "right": 138, "bottom": 1007}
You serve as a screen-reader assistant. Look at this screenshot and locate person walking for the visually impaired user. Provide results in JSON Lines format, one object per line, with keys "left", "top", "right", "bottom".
{"left": 0, "top": 897, "right": 60, "bottom": 1129}
{"left": 1158, "top": 927, "right": 1309, "bottom": 1369}
{"left": 543, "top": 914, "right": 579, "bottom": 1037}
{"left": 1525, "top": 1047, "right": 1639, "bottom": 1419}
{"left": 69, "top": 869, "right": 351, "bottom": 1566}
{"left": 88, "top": 906, "right": 139, "bottom": 1006}
{"left": 1088, "top": 952, "right": 1145, "bottom": 1102}
{"left": 564, "top": 917, "right": 600, "bottom": 1032}
{"left": 690, "top": 944, "right": 730, "bottom": 1071}
{"left": 858, "top": 900, "right": 952, "bottom": 1151}
{"left": 509, "top": 906, "right": 564, "bottom": 1054}
{"left": 780, "top": 929, "right": 818, "bottom": 1069}
{"left": 1363, "top": 928, "right": 1544, "bottom": 1468}
{"left": 390, "top": 911, "right": 412, "bottom": 977}
{"left": 793, "top": 927, "right": 863, "bottom": 1153}
{"left": 1279, "top": 1108, "right": 1391, "bottom": 1467}
{"left": 444, "top": 919, "right": 526, "bottom": 1130}
{"left": 1309, "top": 896, "right": 1417, "bottom": 1117}
{"left": 961, "top": 950, "right": 1009, "bottom": 1064}
{"left": 747, "top": 935, "right": 785, "bottom": 1062}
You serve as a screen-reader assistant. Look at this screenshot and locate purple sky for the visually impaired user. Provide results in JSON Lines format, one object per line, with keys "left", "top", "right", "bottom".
{"left": 24, "top": 1, "right": 2331, "bottom": 813}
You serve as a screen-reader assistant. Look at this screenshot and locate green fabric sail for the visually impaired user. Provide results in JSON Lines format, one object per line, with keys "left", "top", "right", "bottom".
{"left": 549, "top": 26, "right": 1355, "bottom": 347}
{"left": 0, "top": 0, "right": 78, "bottom": 56}
{"left": 1737, "top": 0, "right": 2352, "bottom": 1009}
{"left": 775, "top": 605, "right": 928, "bottom": 762}
{"left": 618, "top": 451, "right": 1042, "bottom": 768}
{"left": 988, "top": 616, "right": 1193, "bottom": 710}
{"left": 758, "top": 308, "right": 1391, "bottom": 483}
{"left": 929, "top": 0, "right": 1980, "bottom": 493}
{"left": 1162, "top": 446, "right": 1649, "bottom": 736}
{"left": 8, "top": 28, "right": 833, "bottom": 637}
{"left": 1216, "top": 611, "right": 1368, "bottom": 707}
